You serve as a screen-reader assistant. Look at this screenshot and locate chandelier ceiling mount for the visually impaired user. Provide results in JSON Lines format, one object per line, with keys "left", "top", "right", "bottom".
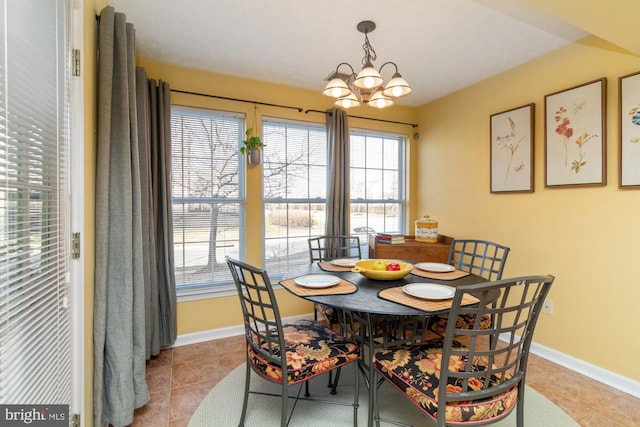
{"left": 323, "top": 20, "right": 411, "bottom": 109}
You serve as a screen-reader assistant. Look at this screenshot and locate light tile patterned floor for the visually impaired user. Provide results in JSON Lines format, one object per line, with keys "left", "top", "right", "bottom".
{"left": 131, "top": 334, "right": 640, "bottom": 427}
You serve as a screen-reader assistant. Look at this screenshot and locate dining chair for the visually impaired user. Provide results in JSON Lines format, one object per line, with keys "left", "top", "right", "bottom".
{"left": 308, "top": 235, "right": 362, "bottom": 263}
{"left": 307, "top": 235, "right": 361, "bottom": 328}
{"left": 430, "top": 239, "right": 510, "bottom": 340}
{"left": 372, "top": 275, "right": 554, "bottom": 427}
{"left": 307, "top": 235, "right": 362, "bottom": 392}
{"left": 225, "top": 256, "right": 360, "bottom": 427}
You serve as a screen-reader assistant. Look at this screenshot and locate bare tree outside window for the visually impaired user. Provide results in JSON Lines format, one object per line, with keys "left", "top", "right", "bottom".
{"left": 171, "top": 108, "right": 244, "bottom": 292}
{"left": 170, "top": 110, "right": 313, "bottom": 291}
{"left": 263, "top": 120, "right": 326, "bottom": 277}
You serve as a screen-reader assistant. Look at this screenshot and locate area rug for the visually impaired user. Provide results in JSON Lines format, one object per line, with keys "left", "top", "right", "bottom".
{"left": 189, "top": 363, "right": 578, "bottom": 426}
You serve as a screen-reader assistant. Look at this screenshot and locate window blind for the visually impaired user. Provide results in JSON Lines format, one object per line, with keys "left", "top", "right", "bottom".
{"left": 350, "top": 130, "right": 406, "bottom": 236}
{"left": 170, "top": 106, "right": 245, "bottom": 293}
{"left": 0, "top": 0, "right": 72, "bottom": 403}
{"left": 262, "top": 119, "right": 327, "bottom": 276}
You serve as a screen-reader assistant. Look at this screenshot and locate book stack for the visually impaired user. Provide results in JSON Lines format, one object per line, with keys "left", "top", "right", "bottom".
{"left": 375, "top": 233, "right": 406, "bottom": 244}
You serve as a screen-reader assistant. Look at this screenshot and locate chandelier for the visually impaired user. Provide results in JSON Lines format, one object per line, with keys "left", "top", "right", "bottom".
{"left": 322, "top": 20, "right": 411, "bottom": 109}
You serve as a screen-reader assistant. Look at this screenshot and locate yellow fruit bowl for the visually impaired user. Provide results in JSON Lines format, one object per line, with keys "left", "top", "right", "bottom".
{"left": 352, "top": 259, "right": 413, "bottom": 280}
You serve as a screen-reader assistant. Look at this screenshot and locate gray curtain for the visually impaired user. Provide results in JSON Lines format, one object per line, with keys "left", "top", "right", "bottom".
{"left": 94, "top": 6, "right": 177, "bottom": 427}
{"left": 136, "top": 68, "right": 177, "bottom": 357}
{"left": 325, "top": 107, "right": 350, "bottom": 242}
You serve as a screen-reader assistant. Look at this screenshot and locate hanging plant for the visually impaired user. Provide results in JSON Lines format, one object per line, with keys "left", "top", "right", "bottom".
{"left": 240, "top": 128, "right": 265, "bottom": 154}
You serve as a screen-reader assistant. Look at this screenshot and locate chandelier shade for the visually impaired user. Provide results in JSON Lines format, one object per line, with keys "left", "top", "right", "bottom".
{"left": 322, "top": 20, "right": 411, "bottom": 109}
{"left": 382, "top": 70, "right": 412, "bottom": 98}
{"left": 354, "top": 64, "right": 383, "bottom": 90}
{"left": 369, "top": 90, "right": 394, "bottom": 109}
{"left": 335, "top": 92, "right": 361, "bottom": 109}
{"left": 322, "top": 77, "right": 351, "bottom": 98}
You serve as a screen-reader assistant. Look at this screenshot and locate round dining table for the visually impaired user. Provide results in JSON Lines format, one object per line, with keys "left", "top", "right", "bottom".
{"left": 281, "top": 261, "right": 492, "bottom": 427}
{"left": 284, "top": 261, "right": 488, "bottom": 315}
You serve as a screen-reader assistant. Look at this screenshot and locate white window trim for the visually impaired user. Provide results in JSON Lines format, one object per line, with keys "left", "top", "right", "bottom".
{"left": 69, "top": 0, "right": 85, "bottom": 420}
{"left": 177, "top": 284, "right": 236, "bottom": 302}
{"left": 177, "top": 283, "right": 286, "bottom": 302}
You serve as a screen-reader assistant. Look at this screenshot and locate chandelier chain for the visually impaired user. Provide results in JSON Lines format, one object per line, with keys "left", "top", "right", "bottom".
{"left": 362, "top": 33, "right": 378, "bottom": 65}
{"left": 361, "top": 33, "right": 377, "bottom": 66}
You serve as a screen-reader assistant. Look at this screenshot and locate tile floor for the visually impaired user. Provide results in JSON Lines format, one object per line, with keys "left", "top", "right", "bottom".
{"left": 132, "top": 334, "right": 640, "bottom": 427}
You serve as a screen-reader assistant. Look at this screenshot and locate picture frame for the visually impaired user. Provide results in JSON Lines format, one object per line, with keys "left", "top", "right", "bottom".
{"left": 544, "top": 78, "right": 606, "bottom": 188}
{"left": 618, "top": 71, "right": 640, "bottom": 188}
{"left": 490, "top": 103, "right": 535, "bottom": 193}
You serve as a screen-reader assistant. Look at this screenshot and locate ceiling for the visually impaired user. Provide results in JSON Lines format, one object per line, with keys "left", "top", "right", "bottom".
{"left": 107, "top": 0, "right": 590, "bottom": 107}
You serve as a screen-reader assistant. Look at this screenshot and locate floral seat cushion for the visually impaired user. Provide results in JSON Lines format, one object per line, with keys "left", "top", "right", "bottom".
{"left": 373, "top": 340, "right": 517, "bottom": 425}
{"left": 248, "top": 319, "right": 359, "bottom": 385}
{"left": 429, "top": 313, "right": 492, "bottom": 336}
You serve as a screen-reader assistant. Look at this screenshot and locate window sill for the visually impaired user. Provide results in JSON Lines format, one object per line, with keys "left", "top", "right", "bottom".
{"left": 176, "top": 282, "right": 284, "bottom": 303}
{"left": 177, "top": 284, "right": 237, "bottom": 302}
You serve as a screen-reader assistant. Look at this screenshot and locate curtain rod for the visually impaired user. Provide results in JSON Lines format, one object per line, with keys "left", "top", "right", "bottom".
{"left": 305, "top": 109, "right": 418, "bottom": 128}
{"left": 171, "top": 89, "right": 417, "bottom": 127}
{"left": 170, "top": 89, "right": 303, "bottom": 112}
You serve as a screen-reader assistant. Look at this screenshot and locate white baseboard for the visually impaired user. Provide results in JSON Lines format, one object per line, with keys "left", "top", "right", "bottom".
{"left": 495, "top": 333, "right": 640, "bottom": 399}
{"left": 528, "top": 340, "right": 640, "bottom": 399}
{"left": 173, "top": 317, "right": 639, "bottom": 399}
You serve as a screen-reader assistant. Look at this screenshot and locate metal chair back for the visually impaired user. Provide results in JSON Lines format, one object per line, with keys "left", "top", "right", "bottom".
{"left": 226, "top": 256, "right": 286, "bottom": 368}
{"left": 437, "top": 275, "right": 554, "bottom": 426}
{"left": 308, "top": 235, "right": 361, "bottom": 262}
{"left": 448, "top": 239, "right": 510, "bottom": 281}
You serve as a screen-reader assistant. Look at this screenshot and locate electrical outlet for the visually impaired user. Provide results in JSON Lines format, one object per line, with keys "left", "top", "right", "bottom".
{"left": 542, "top": 299, "right": 553, "bottom": 315}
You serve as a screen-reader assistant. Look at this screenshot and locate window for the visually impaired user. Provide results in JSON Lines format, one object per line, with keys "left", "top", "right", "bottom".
{"left": 170, "top": 107, "right": 245, "bottom": 294}
{"left": 262, "top": 119, "right": 327, "bottom": 277}
{"left": 262, "top": 121, "right": 407, "bottom": 275}
{"left": 0, "top": 0, "right": 72, "bottom": 403}
{"left": 350, "top": 130, "right": 406, "bottom": 242}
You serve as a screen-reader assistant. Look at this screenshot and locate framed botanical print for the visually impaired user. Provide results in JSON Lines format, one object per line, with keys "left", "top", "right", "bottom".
{"left": 619, "top": 71, "right": 640, "bottom": 188}
{"left": 544, "top": 78, "right": 606, "bottom": 188}
{"left": 490, "top": 103, "right": 534, "bottom": 193}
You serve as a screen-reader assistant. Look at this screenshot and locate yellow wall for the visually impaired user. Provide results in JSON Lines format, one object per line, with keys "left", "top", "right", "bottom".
{"left": 138, "top": 59, "right": 420, "bottom": 335}
{"left": 417, "top": 36, "right": 640, "bottom": 382}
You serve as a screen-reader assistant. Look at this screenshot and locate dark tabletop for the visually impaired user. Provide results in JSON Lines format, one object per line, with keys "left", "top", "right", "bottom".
{"left": 282, "top": 262, "right": 489, "bottom": 316}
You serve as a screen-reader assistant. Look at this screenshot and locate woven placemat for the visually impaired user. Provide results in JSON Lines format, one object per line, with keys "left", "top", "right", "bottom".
{"left": 280, "top": 277, "right": 357, "bottom": 296}
{"left": 318, "top": 261, "right": 354, "bottom": 272}
{"left": 378, "top": 286, "right": 479, "bottom": 312}
{"left": 411, "top": 266, "right": 470, "bottom": 280}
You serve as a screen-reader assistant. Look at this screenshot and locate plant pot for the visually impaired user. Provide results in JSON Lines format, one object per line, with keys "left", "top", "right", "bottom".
{"left": 247, "top": 149, "right": 262, "bottom": 166}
